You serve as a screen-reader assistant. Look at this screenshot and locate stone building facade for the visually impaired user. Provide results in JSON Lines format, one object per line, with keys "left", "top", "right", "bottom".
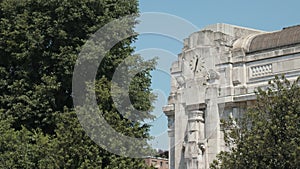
{"left": 145, "top": 157, "right": 169, "bottom": 169}
{"left": 163, "top": 23, "right": 300, "bottom": 169}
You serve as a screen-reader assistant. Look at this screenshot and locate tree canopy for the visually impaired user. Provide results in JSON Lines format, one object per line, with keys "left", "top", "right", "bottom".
{"left": 0, "top": 0, "right": 155, "bottom": 168}
{"left": 211, "top": 75, "right": 300, "bottom": 169}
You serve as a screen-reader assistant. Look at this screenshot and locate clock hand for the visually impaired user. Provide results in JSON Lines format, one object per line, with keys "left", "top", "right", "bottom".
{"left": 194, "top": 58, "right": 199, "bottom": 73}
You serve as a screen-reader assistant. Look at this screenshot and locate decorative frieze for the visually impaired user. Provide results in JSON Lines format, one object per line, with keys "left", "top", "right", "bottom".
{"left": 250, "top": 64, "right": 273, "bottom": 77}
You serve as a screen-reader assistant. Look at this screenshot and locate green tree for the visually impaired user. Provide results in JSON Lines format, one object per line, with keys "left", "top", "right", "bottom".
{"left": 211, "top": 75, "right": 300, "bottom": 169}
{"left": 0, "top": 0, "right": 155, "bottom": 168}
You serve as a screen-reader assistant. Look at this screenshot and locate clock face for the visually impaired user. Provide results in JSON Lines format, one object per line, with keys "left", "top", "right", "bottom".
{"left": 189, "top": 55, "right": 205, "bottom": 74}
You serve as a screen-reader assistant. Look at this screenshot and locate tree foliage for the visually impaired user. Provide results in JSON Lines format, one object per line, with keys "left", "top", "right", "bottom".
{"left": 0, "top": 0, "right": 155, "bottom": 168}
{"left": 211, "top": 75, "right": 300, "bottom": 169}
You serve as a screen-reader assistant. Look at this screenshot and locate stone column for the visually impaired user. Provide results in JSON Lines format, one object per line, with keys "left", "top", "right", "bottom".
{"left": 168, "top": 122, "right": 175, "bottom": 169}
{"left": 163, "top": 104, "right": 175, "bottom": 169}
{"left": 185, "top": 104, "right": 206, "bottom": 169}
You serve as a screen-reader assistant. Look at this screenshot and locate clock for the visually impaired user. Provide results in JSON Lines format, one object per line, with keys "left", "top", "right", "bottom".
{"left": 189, "top": 55, "right": 205, "bottom": 74}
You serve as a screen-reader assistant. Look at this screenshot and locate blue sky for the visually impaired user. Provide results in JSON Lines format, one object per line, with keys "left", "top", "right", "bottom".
{"left": 133, "top": 0, "right": 300, "bottom": 150}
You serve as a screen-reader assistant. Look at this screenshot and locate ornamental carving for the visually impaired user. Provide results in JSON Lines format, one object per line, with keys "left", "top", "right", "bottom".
{"left": 250, "top": 64, "right": 273, "bottom": 77}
